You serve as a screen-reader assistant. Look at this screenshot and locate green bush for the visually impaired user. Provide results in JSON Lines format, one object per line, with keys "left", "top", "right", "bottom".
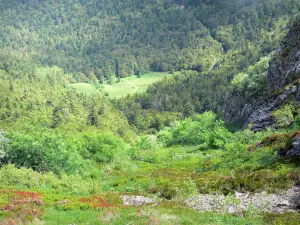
{"left": 3, "top": 132, "right": 93, "bottom": 176}
{"left": 82, "top": 132, "right": 130, "bottom": 163}
{"left": 158, "top": 112, "right": 231, "bottom": 149}
{"left": 271, "top": 105, "right": 294, "bottom": 128}
{"left": 0, "top": 164, "right": 101, "bottom": 195}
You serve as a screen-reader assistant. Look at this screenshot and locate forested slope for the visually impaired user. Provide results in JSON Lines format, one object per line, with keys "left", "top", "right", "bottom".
{"left": 0, "top": 0, "right": 299, "bottom": 82}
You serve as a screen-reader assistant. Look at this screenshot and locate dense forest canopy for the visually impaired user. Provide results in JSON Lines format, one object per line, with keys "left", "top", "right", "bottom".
{"left": 0, "top": 0, "right": 299, "bottom": 82}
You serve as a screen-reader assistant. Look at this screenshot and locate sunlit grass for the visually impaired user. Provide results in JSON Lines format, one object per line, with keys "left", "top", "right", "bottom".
{"left": 102, "top": 72, "right": 174, "bottom": 98}
{"left": 68, "top": 83, "right": 99, "bottom": 95}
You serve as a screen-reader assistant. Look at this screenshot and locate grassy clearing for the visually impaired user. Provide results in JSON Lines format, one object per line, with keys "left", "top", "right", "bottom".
{"left": 102, "top": 72, "right": 174, "bottom": 98}
{"left": 41, "top": 208, "right": 99, "bottom": 225}
{"left": 67, "top": 72, "right": 174, "bottom": 98}
{"left": 68, "top": 83, "right": 99, "bottom": 95}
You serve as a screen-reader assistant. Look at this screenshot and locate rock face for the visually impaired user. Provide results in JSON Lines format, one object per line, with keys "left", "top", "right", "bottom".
{"left": 268, "top": 20, "right": 300, "bottom": 90}
{"left": 224, "top": 84, "right": 300, "bottom": 131}
{"left": 282, "top": 136, "right": 300, "bottom": 157}
{"left": 224, "top": 19, "right": 300, "bottom": 131}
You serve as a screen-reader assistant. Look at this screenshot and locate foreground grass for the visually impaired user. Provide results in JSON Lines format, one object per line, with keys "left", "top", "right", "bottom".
{"left": 1, "top": 187, "right": 298, "bottom": 225}
{"left": 0, "top": 188, "right": 264, "bottom": 225}
{"left": 1, "top": 127, "right": 300, "bottom": 224}
{"left": 41, "top": 206, "right": 265, "bottom": 225}
{"left": 102, "top": 72, "right": 174, "bottom": 98}
{"left": 0, "top": 159, "right": 299, "bottom": 225}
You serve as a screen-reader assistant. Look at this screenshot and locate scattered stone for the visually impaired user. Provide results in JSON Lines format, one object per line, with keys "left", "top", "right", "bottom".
{"left": 121, "top": 187, "right": 300, "bottom": 214}
{"left": 56, "top": 199, "right": 72, "bottom": 205}
{"left": 120, "top": 196, "right": 156, "bottom": 206}
{"left": 185, "top": 186, "right": 300, "bottom": 214}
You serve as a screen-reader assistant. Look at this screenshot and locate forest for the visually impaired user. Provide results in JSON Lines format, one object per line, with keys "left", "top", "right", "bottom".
{"left": 0, "top": 0, "right": 300, "bottom": 224}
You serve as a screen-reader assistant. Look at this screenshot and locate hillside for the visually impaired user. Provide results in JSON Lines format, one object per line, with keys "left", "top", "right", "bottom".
{"left": 224, "top": 19, "right": 300, "bottom": 131}
{"left": 0, "top": 0, "right": 299, "bottom": 82}
{"left": 0, "top": 1, "right": 300, "bottom": 225}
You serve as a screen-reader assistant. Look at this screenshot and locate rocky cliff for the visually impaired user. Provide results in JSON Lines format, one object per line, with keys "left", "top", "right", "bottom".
{"left": 224, "top": 19, "right": 300, "bottom": 131}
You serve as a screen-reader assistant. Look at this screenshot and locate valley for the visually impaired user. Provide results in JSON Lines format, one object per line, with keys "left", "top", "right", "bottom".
{"left": 0, "top": 0, "right": 300, "bottom": 224}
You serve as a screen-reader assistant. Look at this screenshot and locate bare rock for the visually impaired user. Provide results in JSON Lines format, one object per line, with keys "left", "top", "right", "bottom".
{"left": 224, "top": 19, "right": 300, "bottom": 131}
{"left": 121, "top": 195, "right": 156, "bottom": 206}
{"left": 56, "top": 199, "right": 72, "bottom": 205}
{"left": 185, "top": 186, "right": 300, "bottom": 214}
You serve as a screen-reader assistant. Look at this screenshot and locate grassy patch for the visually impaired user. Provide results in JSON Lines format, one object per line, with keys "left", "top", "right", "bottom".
{"left": 41, "top": 205, "right": 264, "bottom": 225}
{"left": 68, "top": 83, "right": 99, "bottom": 95}
{"left": 42, "top": 207, "right": 99, "bottom": 225}
{"left": 102, "top": 72, "right": 174, "bottom": 98}
{"left": 67, "top": 72, "right": 174, "bottom": 98}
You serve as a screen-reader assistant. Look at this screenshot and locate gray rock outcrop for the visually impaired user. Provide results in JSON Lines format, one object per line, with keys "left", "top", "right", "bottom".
{"left": 120, "top": 195, "right": 157, "bottom": 206}
{"left": 281, "top": 136, "right": 300, "bottom": 157}
{"left": 185, "top": 186, "right": 300, "bottom": 214}
{"left": 120, "top": 186, "right": 300, "bottom": 214}
{"left": 224, "top": 19, "right": 300, "bottom": 131}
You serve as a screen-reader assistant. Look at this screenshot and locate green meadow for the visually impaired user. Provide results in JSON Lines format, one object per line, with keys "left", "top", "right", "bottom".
{"left": 68, "top": 72, "right": 174, "bottom": 98}
{"left": 102, "top": 72, "right": 174, "bottom": 98}
{"left": 68, "top": 83, "right": 100, "bottom": 96}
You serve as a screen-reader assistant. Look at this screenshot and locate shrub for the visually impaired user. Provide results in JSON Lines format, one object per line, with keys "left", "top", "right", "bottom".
{"left": 0, "top": 164, "right": 101, "bottom": 195}
{"left": 135, "top": 136, "right": 156, "bottom": 150}
{"left": 3, "top": 132, "right": 93, "bottom": 176}
{"left": 271, "top": 105, "right": 294, "bottom": 128}
{"left": 82, "top": 132, "right": 130, "bottom": 163}
{"left": 158, "top": 112, "right": 231, "bottom": 149}
{"left": 175, "top": 180, "right": 198, "bottom": 202}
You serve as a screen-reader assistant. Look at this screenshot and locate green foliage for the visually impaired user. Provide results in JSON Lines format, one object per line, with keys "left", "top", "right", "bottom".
{"left": 68, "top": 83, "right": 99, "bottom": 96}
{"left": 175, "top": 179, "right": 198, "bottom": 202}
{"left": 272, "top": 105, "right": 295, "bottom": 128}
{"left": 232, "top": 54, "right": 272, "bottom": 97}
{"left": 41, "top": 205, "right": 265, "bottom": 225}
{"left": 135, "top": 135, "right": 157, "bottom": 151}
{"left": 158, "top": 112, "right": 231, "bottom": 149}
{"left": 0, "top": 0, "right": 297, "bottom": 83}
{"left": 0, "top": 132, "right": 9, "bottom": 165}
{"left": 0, "top": 68, "right": 136, "bottom": 141}
{"left": 3, "top": 132, "right": 93, "bottom": 176}
{"left": 0, "top": 164, "right": 100, "bottom": 195}
{"left": 82, "top": 132, "right": 130, "bottom": 163}
{"left": 0, "top": 2, "right": 300, "bottom": 224}
{"left": 42, "top": 208, "right": 99, "bottom": 225}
